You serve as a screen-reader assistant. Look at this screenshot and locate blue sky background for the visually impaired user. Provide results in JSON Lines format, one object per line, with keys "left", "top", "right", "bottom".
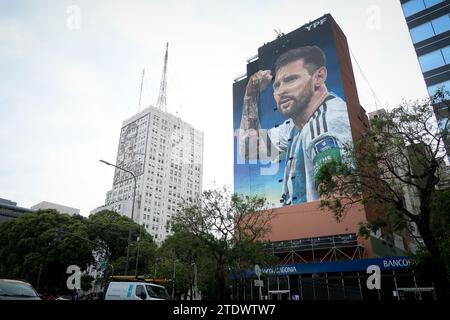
{"left": 0, "top": 0, "right": 429, "bottom": 214}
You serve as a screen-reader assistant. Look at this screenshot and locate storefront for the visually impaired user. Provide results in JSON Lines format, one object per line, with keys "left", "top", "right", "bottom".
{"left": 231, "top": 257, "right": 435, "bottom": 301}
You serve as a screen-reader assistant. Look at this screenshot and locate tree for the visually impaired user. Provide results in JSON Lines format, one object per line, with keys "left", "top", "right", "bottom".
{"left": 423, "top": 188, "right": 450, "bottom": 278}
{"left": 128, "top": 231, "right": 157, "bottom": 276}
{"left": 80, "top": 274, "right": 94, "bottom": 292}
{"left": 157, "top": 230, "right": 215, "bottom": 299}
{"left": 171, "top": 187, "right": 275, "bottom": 299}
{"left": 86, "top": 210, "right": 157, "bottom": 276}
{"left": 0, "top": 208, "right": 158, "bottom": 295}
{"left": 316, "top": 91, "right": 449, "bottom": 299}
{"left": 0, "top": 209, "right": 94, "bottom": 294}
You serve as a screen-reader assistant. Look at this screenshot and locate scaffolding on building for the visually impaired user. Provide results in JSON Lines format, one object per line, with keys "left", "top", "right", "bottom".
{"left": 263, "top": 233, "right": 366, "bottom": 265}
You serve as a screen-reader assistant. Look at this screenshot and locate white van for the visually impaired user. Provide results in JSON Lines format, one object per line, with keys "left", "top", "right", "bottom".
{"left": 104, "top": 281, "right": 170, "bottom": 300}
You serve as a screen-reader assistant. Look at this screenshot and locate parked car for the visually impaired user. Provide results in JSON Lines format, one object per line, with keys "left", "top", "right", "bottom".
{"left": 0, "top": 279, "right": 41, "bottom": 300}
{"left": 104, "top": 281, "right": 169, "bottom": 300}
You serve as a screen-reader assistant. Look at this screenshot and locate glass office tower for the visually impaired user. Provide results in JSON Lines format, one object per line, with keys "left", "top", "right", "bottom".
{"left": 401, "top": 0, "right": 449, "bottom": 95}
{"left": 400, "top": 0, "right": 449, "bottom": 159}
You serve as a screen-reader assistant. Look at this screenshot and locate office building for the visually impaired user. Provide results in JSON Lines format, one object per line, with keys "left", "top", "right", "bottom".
{"left": 0, "top": 198, "right": 34, "bottom": 223}
{"left": 93, "top": 106, "right": 203, "bottom": 245}
{"left": 232, "top": 14, "right": 430, "bottom": 300}
{"left": 400, "top": 0, "right": 450, "bottom": 159}
{"left": 31, "top": 201, "right": 80, "bottom": 216}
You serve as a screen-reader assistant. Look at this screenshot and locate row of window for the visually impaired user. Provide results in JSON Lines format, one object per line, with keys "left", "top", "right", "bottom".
{"left": 145, "top": 224, "right": 160, "bottom": 233}
{"left": 428, "top": 79, "right": 450, "bottom": 97}
{"left": 402, "top": 0, "right": 444, "bottom": 18}
{"left": 170, "top": 176, "right": 183, "bottom": 185}
{"left": 418, "top": 45, "right": 450, "bottom": 72}
{"left": 144, "top": 207, "right": 162, "bottom": 215}
{"left": 143, "top": 214, "right": 160, "bottom": 223}
{"left": 168, "top": 190, "right": 181, "bottom": 197}
{"left": 409, "top": 14, "right": 450, "bottom": 43}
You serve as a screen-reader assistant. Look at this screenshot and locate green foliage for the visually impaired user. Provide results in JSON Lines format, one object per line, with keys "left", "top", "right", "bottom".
{"left": 157, "top": 230, "right": 215, "bottom": 299}
{"left": 0, "top": 209, "right": 157, "bottom": 294}
{"left": 229, "top": 238, "right": 278, "bottom": 273}
{"left": 86, "top": 210, "right": 157, "bottom": 276}
{"left": 0, "top": 210, "right": 93, "bottom": 293}
{"left": 358, "top": 219, "right": 388, "bottom": 239}
{"left": 86, "top": 210, "right": 133, "bottom": 261}
{"left": 128, "top": 230, "right": 157, "bottom": 276}
{"left": 169, "top": 187, "right": 275, "bottom": 299}
{"left": 80, "top": 274, "right": 94, "bottom": 292}
{"left": 430, "top": 189, "right": 450, "bottom": 275}
{"left": 316, "top": 90, "right": 450, "bottom": 299}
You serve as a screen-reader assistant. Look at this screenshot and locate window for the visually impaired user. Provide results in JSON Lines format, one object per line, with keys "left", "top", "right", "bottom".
{"left": 418, "top": 48, "right": 446, "bottom": 72}
{"left": 432, "top": 14, "right": 450, "bottom": 34}
{"left": 442, "top": 45, "right": 450, "bottom": 63}
{"left": 146, "top": 285, "right": 169, "bottom": 299}
{"left": 402, "top": 0, "right": 426, "bottom": 17}
{"left": 402, "top": 0, "right": 443, "bottom": 17}
{"left": 424, "top": 0, "right": 443, "bottom": 7}
{"left": 427, "top": 79, "right": 450, "bottom": 97}
{"left": 410, "top": 22, "right": 435, "bottom": 43}
{"left": 136, "top": 285, "right": 147, "bottom": 299}
{"left": 410, "top": 14, "right": 450, "bottom": 43}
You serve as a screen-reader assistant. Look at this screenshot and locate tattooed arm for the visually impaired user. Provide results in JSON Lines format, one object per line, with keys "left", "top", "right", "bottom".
{"left": 238, "top": 70, "right": 273, "bottom": 160}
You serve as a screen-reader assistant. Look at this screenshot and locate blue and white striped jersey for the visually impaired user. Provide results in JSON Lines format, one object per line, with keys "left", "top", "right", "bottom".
{"left": 268, "top": 93, "right": 353, "bottom": 205}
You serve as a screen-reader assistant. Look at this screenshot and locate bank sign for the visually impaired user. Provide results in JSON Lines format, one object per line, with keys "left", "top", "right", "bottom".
{"left": 234, "top": 257, "right": 412, "bottom": 279}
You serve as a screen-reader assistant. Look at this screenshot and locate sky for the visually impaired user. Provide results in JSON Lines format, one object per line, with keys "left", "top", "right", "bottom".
{"left": 0, "top": 0, "right": 429, "bottom": 216}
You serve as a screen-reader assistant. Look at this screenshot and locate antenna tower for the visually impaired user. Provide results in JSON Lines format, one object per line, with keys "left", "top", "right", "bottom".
{"left": 156, "top": 42, "right": 169, "bottom": 112}
{"left": 138, "top": 68, "right": 145, "bottom": 112}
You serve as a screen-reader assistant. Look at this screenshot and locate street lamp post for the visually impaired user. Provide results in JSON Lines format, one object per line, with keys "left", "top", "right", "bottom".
{"left": 100, "top": 159, "right": 137, "bottom": 276}
{"left": 135, "top": 225, "right": 142, "bottom": 277}
{"left": 192, "top": 262, "right": 197, "bottom": 300}
{"left": 172, "top": 252, "right": 177, "bottom": 298}
{"left": 36, "top": 264, "right": 42, "bottom": 291}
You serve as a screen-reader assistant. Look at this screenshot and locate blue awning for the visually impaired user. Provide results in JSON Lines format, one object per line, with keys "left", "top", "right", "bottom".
{"left": 231, "top": 256, "right": 412, "bottom": 279}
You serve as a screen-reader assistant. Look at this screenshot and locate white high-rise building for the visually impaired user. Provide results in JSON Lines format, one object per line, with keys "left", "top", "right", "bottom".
{"left": 93, "top": 105, "right": 203, "bottom": 244}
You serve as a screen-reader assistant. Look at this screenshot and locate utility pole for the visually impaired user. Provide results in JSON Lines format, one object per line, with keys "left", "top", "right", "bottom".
{"left": 36, "top": 264, "right": 42, "bottom": 291}
{"left": 100, "top": 159, "right": 137, "bottom": 276}
{"left": 134, "top": 225, "right": 142, "bottom": 277}
{"left": 254, "top": 265, "right": 262, "bottom": 300}
{"left": 192, "top": 262, "right": 198, "bottom": 300}
{"left": 172, "top": 253, "right": 176, "bottom": 298}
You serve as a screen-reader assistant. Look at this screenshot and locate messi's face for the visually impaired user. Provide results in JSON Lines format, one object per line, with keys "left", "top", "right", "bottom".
{"left": 273, "top": 59, "right": 314, "bottom": 118}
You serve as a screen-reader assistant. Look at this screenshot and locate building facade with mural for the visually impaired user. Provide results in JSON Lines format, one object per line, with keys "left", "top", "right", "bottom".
{"left": 232, "top": 14, "right": 434, "bottom": 300}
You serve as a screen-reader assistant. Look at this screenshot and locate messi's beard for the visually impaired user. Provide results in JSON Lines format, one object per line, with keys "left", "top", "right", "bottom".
{"left": 279, "top": 79, "right": 314, "bottom": 123}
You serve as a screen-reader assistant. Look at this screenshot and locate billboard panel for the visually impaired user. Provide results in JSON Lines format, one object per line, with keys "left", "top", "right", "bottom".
{"left": 233, "top": 15, "right": 354, "bottom": 207}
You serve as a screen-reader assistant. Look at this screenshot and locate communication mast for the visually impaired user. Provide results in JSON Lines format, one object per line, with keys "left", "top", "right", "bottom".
{"left": 156, "top": 42, "right": 169, "bottom": 112}
{"left": 137, "top": 68, "right": 145, "bottom": 112}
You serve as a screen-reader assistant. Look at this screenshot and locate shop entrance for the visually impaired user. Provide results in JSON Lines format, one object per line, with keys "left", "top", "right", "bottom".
{"left": 396, "top": 287, "right": 436, "bottom": 300}
{"left": 268, "top": 290, "right": 290, "bottom": 300}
